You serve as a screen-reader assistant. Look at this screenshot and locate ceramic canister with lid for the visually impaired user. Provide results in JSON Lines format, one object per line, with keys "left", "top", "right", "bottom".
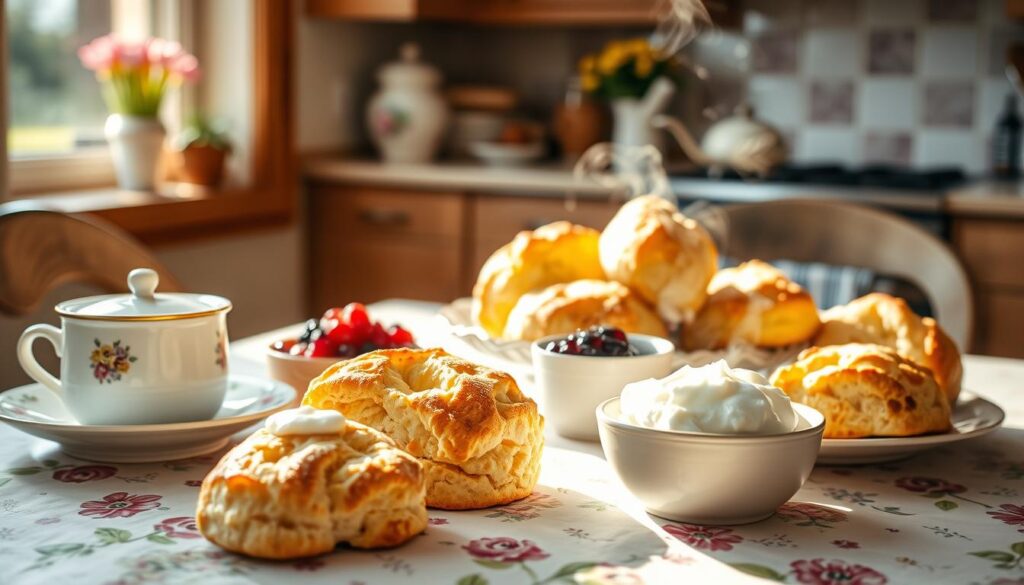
{"left": 16, "top": 268, "right": 232, "bottom": 425}
{"left": 367, "top": 43, "right": 449, "bottom": 164}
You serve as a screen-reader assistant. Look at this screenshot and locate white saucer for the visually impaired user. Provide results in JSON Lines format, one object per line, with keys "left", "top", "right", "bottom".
{"left": 0, "top": 375, "right": 295, "bottom": 463}
{"left": 817, "top": 392, "right": 1005, "bottom": 465}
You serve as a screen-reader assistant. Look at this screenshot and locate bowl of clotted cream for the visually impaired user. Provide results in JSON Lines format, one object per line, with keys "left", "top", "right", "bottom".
{"left": 596, "top": 359, "right": 825, "bottom": 525}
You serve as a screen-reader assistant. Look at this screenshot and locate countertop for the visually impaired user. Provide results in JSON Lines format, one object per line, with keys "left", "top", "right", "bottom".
{"left": 304, "top": 158, "right": 1024, "bottom": 218}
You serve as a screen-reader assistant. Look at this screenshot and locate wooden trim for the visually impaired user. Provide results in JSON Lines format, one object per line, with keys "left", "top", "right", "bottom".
{"left": 7, "top": 0, "right": 297, "bottom": 244}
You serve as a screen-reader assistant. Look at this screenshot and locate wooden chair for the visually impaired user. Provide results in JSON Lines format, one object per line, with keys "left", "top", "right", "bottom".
{"left": 0, "top": 203, "right": 181, "bottom": 316}
{"left": 708, "top": 199, "right": 973, "bottom": 350}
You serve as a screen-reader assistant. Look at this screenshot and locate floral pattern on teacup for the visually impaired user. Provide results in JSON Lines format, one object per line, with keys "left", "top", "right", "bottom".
{"left": 214, "top": 330, "right": 227, "bottom": 371}
{"left": 89, "top": 339, "right": 137, "bottom": 384}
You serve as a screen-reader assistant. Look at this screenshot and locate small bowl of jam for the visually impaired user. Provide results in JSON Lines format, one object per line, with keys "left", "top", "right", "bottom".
{"left": 531, "top": 326, "right": 675, "bottom": 441}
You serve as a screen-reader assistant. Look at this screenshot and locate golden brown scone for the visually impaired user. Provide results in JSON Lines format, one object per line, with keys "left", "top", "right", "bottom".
{"left": 599, "top": 195, "right": 718, "bottom": 323}
{"left": 196, "top": 421, "right": 427, "bottom": 559}
{"left": 814, "top": 293, "right": 962, "bottom": 404}
{"left": 473, "top": 221, "right": 605, "bottom": 339}
{"left": 303, "top": 348, "right": 544, "bottom": 510}
{"left": 683, "top": 260, "right": 821, "bottom": 351}
{"left": 503, "top": 279, "right": 668, "bottom": 341}
{"left": 770, "top": 343, "right": 952, "bottom": 438}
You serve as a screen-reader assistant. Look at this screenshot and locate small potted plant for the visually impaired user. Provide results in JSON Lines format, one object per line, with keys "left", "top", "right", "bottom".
{"left": 78, "top": 35, "right": 200, "bottom": 190}
{"left": 174, "top": 115, "right": 232, "bottom": 187}
{"left": 578, "top": 38, "right": 680, "bottom": 151}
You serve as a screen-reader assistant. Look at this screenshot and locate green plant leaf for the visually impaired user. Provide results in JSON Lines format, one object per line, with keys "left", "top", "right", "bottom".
{"left": 94, "top": 339, "right": 100, "bottom": 347}
{"left": 35, "top": 543, "right": 86, "bottom": 556}
{"left": 547, "top": 562, "right": 599, "bottom": 581}
{"left": 935, "top": 500, "right": 958, "bottom": 511}
{"left": 1011, "top": 542, "right": 1024, "bottom": 556}
{"left": 6, "top": 467, "right": 41, "bottom": 475}
{"left": 730, "top": 563, "right": 786, "bottom": 581}
{"left": 147, "top": 533, "right": 175, "bottom": 545}
{"left": 970, "top": 551, "right": 1015, "bottom": 563}
{"left": 457, "top": 575, "right": 488, "bottom": 585}
{"left": 95, "top": 528, "right": 132, "bottom": 544}
{"left": 42, "top": 459, "right": 61, "bottom": 467}
{"left": 473, "top": 559, "right": 513, "bottom": 570}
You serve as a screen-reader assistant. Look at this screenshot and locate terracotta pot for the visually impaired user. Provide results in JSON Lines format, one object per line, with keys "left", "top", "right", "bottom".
{"left": 179, "top": 145, "right": 228, "bottom": 187}
{"left": 553, "top": 98, "right": 609, "bottom": 159}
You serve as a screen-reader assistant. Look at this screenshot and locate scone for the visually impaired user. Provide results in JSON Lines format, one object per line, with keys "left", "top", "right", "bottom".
{"left": 814, "top": 293, "right": 962, "bottom": 404}
{"left": 473, "top": 221, "right": 605, "bottom": 339}
{"left": 770, "top": 343, "right": 952, "bottom": 438}
{"left": 303, "top": 348, "right": 544, "bottom": 510}
{"left": 683, "top": 260, "right": 821, "bottom": 351}
{"left": 197, "top": 407, "right": 427, "bottom": 559}
{"left": 503, "top": 279, "right": 668, "bottom": 341}
{"left": 599, "top": 195, "right": 718, "bottom": 323}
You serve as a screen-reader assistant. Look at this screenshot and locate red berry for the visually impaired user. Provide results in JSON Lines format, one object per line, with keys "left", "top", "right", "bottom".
{"left": 325, "top": 321, "right": 357, "bottom": 344}
{"left": 369, "top": 322, "right": 389, "bottom": 347}
{"left": 319, "top": 307, "right": 344, "bottom": 333}
{"left": 342, "top": 303, "right": 372, "bottom": 341}
{"left": 304, "top": 337, "right": 338, "bottom": 358}
{"left": 289, "top": 342, "right": 307, "bottom": 356}
{"left": 336, "top": 343, "right": 357, "bottom": 358}
{"left": 271, "top": 339, "right": 294, "bottom": 353}
{"left": 388, "top": 325, "right": 414, "bottom": 346}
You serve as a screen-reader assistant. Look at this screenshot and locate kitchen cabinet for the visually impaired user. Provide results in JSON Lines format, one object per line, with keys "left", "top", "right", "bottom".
{"left": 307, "top": 184, "right": 616, "bottom": 308}
{"left": 305, "top": 0, "right": 743, "bottom": 27}
{"left": 1009, "top": 0, "right": 1024, "bottom": 20}
{"left": 952, "top": 217, "right": 1024, "bottom": 358}
{"left": 308, "top": 185, "right": 467, "bottom": 312}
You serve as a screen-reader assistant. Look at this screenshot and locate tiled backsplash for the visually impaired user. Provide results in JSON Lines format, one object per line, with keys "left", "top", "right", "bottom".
{"left": 690, "top": 0, "right": 1024, "bottom": 174}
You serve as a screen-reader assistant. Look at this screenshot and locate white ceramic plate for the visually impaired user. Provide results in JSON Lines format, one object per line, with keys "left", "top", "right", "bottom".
{"left": 817, "top": 392, "right": 1005, "bottom": 465}
{"left": 0, "top": 375, "right": 295, "bottom": 463}
{"left": 439, "top": 297, "right": 803, "bottom": 373}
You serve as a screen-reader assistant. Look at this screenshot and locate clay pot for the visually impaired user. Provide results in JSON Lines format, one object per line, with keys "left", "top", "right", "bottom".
{"left": 179, "top": 145, "right": 228, "bottom": 187}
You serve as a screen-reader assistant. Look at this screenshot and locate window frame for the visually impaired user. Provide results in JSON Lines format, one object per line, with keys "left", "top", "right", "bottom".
{"left": 2, "top": 0, "right": 295, "bottom": 244}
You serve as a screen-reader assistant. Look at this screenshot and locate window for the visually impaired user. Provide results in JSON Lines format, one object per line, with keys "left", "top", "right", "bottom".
{"left": 5, "top": 0, "right": 190, "bottom": 194}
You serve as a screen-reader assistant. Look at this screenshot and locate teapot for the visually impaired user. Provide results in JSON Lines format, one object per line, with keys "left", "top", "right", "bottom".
{"left": 652, "top": 103, "right": 788, "bottom": 176}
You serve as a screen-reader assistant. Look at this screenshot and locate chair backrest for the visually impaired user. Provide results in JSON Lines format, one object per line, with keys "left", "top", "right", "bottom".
{"left": 0, "top": 203, "right": 181, "bottom": 316}
{"left": 712, "top": 198, "right": 973, "bottom": 349}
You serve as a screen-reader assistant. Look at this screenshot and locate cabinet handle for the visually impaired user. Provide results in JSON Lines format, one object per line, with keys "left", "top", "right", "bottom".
{"left": 358, "top": 208, "right": 411, "bottom": 226}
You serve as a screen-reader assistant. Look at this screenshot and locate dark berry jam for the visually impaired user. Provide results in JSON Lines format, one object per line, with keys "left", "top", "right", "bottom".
{"left": 544, "top": 326, "right": 639, "bottom": 357}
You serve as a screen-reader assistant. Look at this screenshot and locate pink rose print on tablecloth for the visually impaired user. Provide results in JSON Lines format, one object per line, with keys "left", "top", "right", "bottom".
{"left": 663, "top": 523, "right": 743, "bottom": 552}
{"left": 154, "top": 516, "right": 200, "bottom": 539}
{"left": 53, "top": 465, "right": 117, "bottom": 483}
{"left": 895, "top": 476, "right": 990, "bottom": 509}
{"left": 791, "top": 558, "right": 887, "bottom": 585}
{"left": 428, "top": 517, "right": 449, "bottom": 526}
{"left": 463, "top": 537, "right": 550, "bottom": 562}
{"left": 988, "top": 504, "right": 1024, "bottom": 531}
{"left": 832, "top": 539, "right": 860, "bottom": 549}
{"left": 79, "top": 492, "right": 162, "bottom": 519}
{"left": 184, "top": 480, "right": 203, "bottom": 487}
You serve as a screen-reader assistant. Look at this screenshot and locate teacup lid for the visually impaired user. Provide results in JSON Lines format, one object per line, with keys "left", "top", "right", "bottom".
{"left": 55, "top": 268, "right": 232, "bottom": 321}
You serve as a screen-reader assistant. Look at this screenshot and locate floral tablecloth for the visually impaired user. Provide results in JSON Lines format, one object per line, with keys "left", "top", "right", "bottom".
{"left": 1, "top": 301, "right": 1023, "bottom": 585}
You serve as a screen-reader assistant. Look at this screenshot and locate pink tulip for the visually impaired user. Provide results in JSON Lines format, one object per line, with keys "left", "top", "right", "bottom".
{"left": 170, "top": 54, "right": 201, "bottom": 82}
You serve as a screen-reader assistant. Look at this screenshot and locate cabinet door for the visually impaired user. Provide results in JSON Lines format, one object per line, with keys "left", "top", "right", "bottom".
{"left": 975, "top": 290, "right": 1024, "bottom": 358}
{"left": 309, "top": 186, "right": 466, "bottom": 311}
{"left": 467, "top": 194, "right": 619, "bottom": 290}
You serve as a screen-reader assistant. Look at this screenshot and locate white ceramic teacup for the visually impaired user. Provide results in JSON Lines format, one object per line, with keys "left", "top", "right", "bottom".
{"left": 16, "top": 268, "right": 232, "bottom": 425}
{"left": 531, "top": 333, "right": 676, "bottom": 441}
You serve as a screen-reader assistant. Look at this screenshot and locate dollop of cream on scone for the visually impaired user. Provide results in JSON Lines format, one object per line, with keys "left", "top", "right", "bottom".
{"left": 266, "top": 405, "right": 346, "bottom": 436}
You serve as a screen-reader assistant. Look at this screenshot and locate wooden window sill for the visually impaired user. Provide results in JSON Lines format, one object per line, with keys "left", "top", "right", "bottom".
{"left": 8, "top": 184, "right": 294, "bottom": 245}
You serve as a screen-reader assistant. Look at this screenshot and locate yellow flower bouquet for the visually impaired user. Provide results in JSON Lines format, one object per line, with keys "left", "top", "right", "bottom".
{"left": 579, "top": 38, "right": 678, "bottom": 99}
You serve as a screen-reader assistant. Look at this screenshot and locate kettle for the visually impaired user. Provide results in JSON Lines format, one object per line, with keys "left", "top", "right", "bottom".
{"left": 652, "top": 103, "right": 787, "bottom": 176}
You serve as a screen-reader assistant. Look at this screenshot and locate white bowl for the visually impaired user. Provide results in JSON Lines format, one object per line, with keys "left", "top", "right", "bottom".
{"left": 469, "top": 141, "right": 545, "bottom": 167}
{"left": 265, "top": 343, "right": 339, "bottom": 406}
{"left": 597, "top": 398, "right": 825, "bottom": 525}
{"left": 532, "top": 333, "right": 675, "bottom": 441}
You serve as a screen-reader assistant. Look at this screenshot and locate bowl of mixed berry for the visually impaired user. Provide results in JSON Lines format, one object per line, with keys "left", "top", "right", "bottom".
{"left": 267, "top": 303, "right": 416, "bottom": 399}
{"left": 531, "top": 326, "right": 675, "bottom": 441}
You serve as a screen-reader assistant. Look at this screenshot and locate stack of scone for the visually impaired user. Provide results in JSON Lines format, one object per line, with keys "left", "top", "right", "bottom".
{"left": 197, "top": 348, "right": 544, "bottom": 559}
{"left": 771, "top": 293, "right": 962, "bottom": 439}
{"left": 473, "top": 195, "right": 718, "bottom": 342}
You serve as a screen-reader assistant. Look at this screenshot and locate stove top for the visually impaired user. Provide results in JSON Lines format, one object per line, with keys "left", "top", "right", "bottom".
{"left": 672, "top": 164, "right": 967, "bottom": 191}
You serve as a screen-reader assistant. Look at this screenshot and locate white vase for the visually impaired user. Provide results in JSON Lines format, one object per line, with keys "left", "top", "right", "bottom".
{"left": 611, "top": 98, "right": 666, "bottom": 154}
{"left": 104, "top": 114, "right": 165, "bottom": 191}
